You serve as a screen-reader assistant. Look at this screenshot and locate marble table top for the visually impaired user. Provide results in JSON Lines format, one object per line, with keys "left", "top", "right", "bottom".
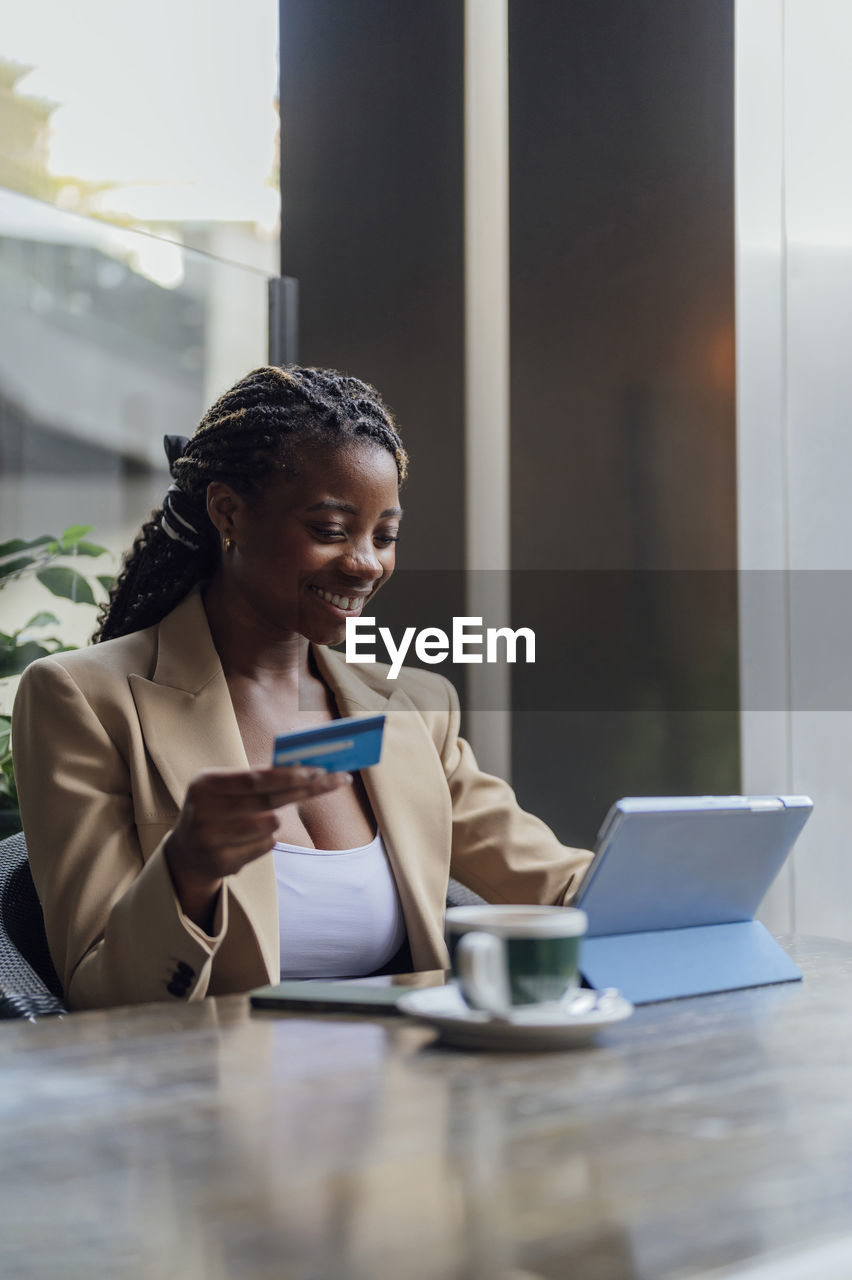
{"left": 1, "top": 935, "right": 851, "bottom": 1280}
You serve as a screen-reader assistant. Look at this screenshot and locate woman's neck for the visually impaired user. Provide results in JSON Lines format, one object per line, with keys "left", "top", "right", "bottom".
{"left": 202, "top": 578, "right": 310, "bottom": 686}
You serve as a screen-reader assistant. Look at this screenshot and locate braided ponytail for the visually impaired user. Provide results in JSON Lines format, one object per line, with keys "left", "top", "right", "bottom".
{"left": 92, "top": 365, "right": 407, "bottom": 643}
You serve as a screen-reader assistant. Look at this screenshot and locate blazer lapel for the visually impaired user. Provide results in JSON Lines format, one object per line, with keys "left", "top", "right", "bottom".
{"left": 128, "top": 590, "right": 249, "bottom": 809}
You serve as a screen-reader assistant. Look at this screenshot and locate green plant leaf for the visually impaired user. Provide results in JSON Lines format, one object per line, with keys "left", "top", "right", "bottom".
{"left": 0, "top": 555, "right": 37, "bottom": 581}
{"left": 0, "top": 535, "right": 56, "bottom": 559}
{"left": 60, "top": 525, "right": 93, "bottom": 550}
{"left": 0, "top": 641, "right": 57, "bottom": 677}
{"left": 97, "top": 575, "right": 116, "bottom": 592}
{"left": 24, "top": 612, "right": 60, "bottom": 630}
{"left": 36, "top": 566, "right": 96, "bottom": 605}
{"left": 0, "top": 739, "right": 16, "bottom": 803}
{"left": 72, "top": 540, "right": 109, "bottom": 558}
{"left": 0, "top": 717, "right": 10, "bottom": 757}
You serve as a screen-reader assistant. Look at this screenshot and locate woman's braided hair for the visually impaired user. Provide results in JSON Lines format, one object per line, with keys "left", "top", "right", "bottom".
{"left": 92, "top": 365, "right": 408, "bottom": 643}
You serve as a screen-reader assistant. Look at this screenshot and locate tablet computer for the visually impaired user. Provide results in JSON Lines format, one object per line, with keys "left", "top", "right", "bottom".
{"left": 575, "top": 794, "right": 813, "bottom": 938}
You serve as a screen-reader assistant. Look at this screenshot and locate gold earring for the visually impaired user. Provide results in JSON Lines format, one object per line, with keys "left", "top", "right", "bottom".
{"left": 223, "top": 534, "right": 234, "bottom": 553}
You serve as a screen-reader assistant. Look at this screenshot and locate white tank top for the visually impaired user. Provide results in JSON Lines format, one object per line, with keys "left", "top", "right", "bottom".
{"left": 273, "top": 830, "right": 407, "bottom": 979}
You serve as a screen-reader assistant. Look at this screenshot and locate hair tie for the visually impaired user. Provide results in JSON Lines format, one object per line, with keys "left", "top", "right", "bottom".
{"left": 161, "top": 435, "right": 206, "bottom": 549}
{"left": 163, "top": 434, "right": 190, "bottom": 478}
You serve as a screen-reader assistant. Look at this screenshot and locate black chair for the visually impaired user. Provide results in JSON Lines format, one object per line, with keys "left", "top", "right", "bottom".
{"left": 446, "top": 876, "right": 486, "bottom": 908}
{"left": 0, "top": 831, "right": 66, "bottom": 1019}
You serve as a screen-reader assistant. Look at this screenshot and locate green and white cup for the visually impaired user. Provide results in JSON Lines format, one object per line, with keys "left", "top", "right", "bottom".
{"left": 446, "top": 905, "right": 588, "bottom": 1017}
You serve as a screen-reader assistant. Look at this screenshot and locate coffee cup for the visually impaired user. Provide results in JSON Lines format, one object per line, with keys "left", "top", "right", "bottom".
{"left": 445, "top": 904, "right": 588, "bottom": 1017}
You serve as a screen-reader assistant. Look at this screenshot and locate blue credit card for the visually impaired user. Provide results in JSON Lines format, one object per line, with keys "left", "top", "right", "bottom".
{"left": 272, "top": 714, "right": 386, "bottom": 772}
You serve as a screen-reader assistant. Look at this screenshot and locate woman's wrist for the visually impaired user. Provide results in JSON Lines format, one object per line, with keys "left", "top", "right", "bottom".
{"left": 164, "top": 836, "right": 224, "bottom": 931}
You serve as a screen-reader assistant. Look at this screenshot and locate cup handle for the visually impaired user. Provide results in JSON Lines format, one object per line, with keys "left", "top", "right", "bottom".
{"left": 455, "top": 931, "right": 511, "bottom": 1016}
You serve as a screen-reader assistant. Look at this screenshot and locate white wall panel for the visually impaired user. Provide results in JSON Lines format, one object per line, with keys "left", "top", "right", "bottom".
{"left": 736, "top": 0, "right": 793, "bottom": 932}
{"left": 738, "top": 0, "right": 852, "bottom": 938}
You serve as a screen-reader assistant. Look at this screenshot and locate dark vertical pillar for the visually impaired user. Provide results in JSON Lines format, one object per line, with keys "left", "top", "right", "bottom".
{"left": 279, "top": 0, "right": 465, "bottom": 577}
{"left": 279, "top": 0, "right": 466, "bottom": 703}
{"left": 509, "top": 0, "right": 738, "bottom": 843}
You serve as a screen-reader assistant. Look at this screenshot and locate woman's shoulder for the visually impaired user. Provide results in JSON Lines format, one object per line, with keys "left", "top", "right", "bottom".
{"left": 19, "top": 623, "right": 159, "bottom": 699}
{"left": 20, "top": 588, "right": 205, "bottom": 697}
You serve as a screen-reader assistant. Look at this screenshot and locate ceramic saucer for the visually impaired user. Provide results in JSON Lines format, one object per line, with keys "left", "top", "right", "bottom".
{"left": 397, "top": 984, "right": 633, "bottom": 1051}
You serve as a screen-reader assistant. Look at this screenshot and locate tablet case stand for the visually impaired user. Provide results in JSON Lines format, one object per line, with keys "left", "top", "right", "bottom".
{"left": 580, "top": 919, "right": 801, "bottom": 1005}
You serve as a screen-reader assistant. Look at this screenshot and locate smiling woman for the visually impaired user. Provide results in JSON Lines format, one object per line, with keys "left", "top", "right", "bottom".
{"left": 11, "top": 365, "right": 592, "bottom": 1010}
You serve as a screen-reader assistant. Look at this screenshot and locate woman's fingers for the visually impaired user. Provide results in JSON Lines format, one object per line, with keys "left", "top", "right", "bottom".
{"left": 192, "top": 765, "right": 340, "bottom": 794}
{"left": 195, "top": 812, "right": 279, "bottom": 849}
{"left": 188, "top": 766, "right": 352, "bottom": 812}
{"left": 264, "top": 772, "right": 352, "bottom": 809}
{"left": 167, "top": 815, "right": 278, "bottom": 885}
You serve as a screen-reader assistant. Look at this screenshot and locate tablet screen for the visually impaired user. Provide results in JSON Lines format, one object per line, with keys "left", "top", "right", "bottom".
{"left": 574, "top": 795, "right": 813, "bottom": 937}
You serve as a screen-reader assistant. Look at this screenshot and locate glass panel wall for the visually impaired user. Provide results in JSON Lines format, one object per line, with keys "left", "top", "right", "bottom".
{"left": 1, "top": 1, "right": 279, "bottom": 270}
{"left": 0, "top": 4, "right": 278, "bottom": 732}
{"left": 0, "top": 189, "right": 271, "bottom": 674}
{"left": 738, "top": 0, "right": 852, "bottom": 940}
{"left": 508, "top": 0, "right": 738, "bottom": 846}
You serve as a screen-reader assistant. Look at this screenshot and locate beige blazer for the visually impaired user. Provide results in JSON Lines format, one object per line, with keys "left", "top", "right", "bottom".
{"left": 12, "top": 588, "right": 591, "bottom": 1010}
